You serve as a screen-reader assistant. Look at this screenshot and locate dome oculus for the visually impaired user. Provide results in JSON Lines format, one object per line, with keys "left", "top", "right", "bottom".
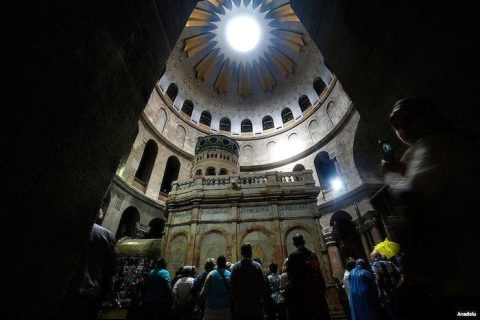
{"left": 225, "top": 15, "right": 261, "bottom": 52}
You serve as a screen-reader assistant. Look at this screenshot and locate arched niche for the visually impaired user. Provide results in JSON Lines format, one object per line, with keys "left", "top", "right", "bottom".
{"left": 160, "top": 156, "right": 181, "bottom": 194}
{"left": 135, "top": 140, "right": 158, "bottom": 186}
{"left": 308, "top": 119, "right": 321, "bottom": 142}
{"left": 205, "top": 167, "right": 216, "bottom": 176}
{"left": 241, "top": 145, "right": 254, "bottom": 162}
{"left": 169, "top": 233, "right": 188, "bottom": 271}
{"left": 285, "top": 227, "right": 315, "bottom": 256}
{"left": 175, "top": 125, "right": 186, "bottom": 148}
{"left": 242, "top": 230, "right": 274, "bottom": 265}
{"left": 116, "top": 206, "right": 140, "bottom": 240}
{"left": 199, "top": 231, "right": 228, "bottom": 267}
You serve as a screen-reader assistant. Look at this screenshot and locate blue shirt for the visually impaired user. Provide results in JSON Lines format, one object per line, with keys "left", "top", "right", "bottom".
{"left": 144, "top": 268, "right": 171, "bottom": 303}
{"left": 205, "top": 269, "right": 231, "bottom": 310}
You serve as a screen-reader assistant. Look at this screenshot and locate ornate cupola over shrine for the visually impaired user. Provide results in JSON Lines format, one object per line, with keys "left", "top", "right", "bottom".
{"left": 191, "top": 135, "right": 240, "bottom": 177}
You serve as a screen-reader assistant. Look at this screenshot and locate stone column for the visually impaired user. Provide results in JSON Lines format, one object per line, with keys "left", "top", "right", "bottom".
{"left": 323, "top": 227, "right": 344, "bottom": 282}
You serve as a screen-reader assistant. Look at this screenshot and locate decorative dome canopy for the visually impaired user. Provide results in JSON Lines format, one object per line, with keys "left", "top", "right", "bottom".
{"left": 195, "top": 134, "right": 240, "bottom": 157}
{"left": 160, "top": 0, "right": 333, "bottom": 136}
{"left": 185, "top": 0, "right": 304, "bottom": 96}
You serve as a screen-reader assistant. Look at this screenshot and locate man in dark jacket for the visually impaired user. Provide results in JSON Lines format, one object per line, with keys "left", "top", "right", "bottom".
{"left": 231, "top": 243, "right": 268, "bottom": 320}
{"left": 286, "top": 234, "right": 330, "bottom": 320}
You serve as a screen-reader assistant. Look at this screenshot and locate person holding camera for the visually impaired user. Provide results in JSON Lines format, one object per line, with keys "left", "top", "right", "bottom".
{"left": 381, "top": 97, "right": 480, "bottom": 318}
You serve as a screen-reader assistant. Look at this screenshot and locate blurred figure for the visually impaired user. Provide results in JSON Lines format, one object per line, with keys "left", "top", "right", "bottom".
{"left": 77, "top": 223, "right": 117, "bottom": 320}
{"left": 231, "top": 243, "right": 267, "bottom": 320}
{"left": 267, "top": 263, "right": 286, "bottom": 320}
{"left": 192, "top": 258, "right": 215, "bottom": 320}
{"left": 278, "top": 259, "right": 289, "bottom": 320}
{"left": 382, "top": 97, "right": 480, "bottom": 316}
{"left": 201, "top": 255, "right": 232, "bottom": 320}
{"left": 370, "top": 251, "right": 402, "bottom": 320}
{"left": 343, "top": 257, "right": 356, "bottom": 302}
{"left": 173, "top": 266, "right": 196, "bottom": 320}
{"left": 286, "top": 234, "right": 329, "bottom": 320}
{"left": 348, "top": 259, "right": 384, "bottom": 320}
{"left": 142, "top": 258, "right": 171, "bottom": 320}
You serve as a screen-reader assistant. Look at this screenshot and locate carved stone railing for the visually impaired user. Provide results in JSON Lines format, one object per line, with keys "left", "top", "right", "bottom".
{"left": 169, "top": 170, "right": 317, "bottom": 197}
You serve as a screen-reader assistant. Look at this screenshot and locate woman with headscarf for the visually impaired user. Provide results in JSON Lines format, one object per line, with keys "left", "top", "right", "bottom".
{"left": 348, "top": 259, "right": 384, "bottom": 320}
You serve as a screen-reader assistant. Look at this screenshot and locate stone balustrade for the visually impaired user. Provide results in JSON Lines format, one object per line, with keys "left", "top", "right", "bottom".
{"left": 169, "top": 170, "right": 318, "bottom": 197}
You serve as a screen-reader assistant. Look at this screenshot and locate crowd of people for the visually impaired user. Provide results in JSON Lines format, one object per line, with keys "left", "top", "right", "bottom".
{"left": 338, "top": 251, "right": 405, "bottom": 320}
{"left": 123, "top": 234, "right": 329, "bottom": 320}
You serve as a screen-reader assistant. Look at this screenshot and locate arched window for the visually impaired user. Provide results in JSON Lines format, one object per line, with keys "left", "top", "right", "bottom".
{"left": 181, "top": 100, "right": 194, "bottom": 117}
{"left": 293, "top": 164, "right": 305, "bottom": 172}
{"left": 116, "top": 206, "right": 140, "bottom": 240}
{"left": 313, "top": 77, "right": 326, "bottom": 96}
{"left": 200, "top": 111, "right": 212, "bottom": 127}
{"left": 299, "top": 95, "right": 312, "bottom": 112}
{"left": 135, "top": 140, "right": 158, "bottom": 186}
{"left": 219, "top": 168, "right": 228, "bottom": 175}
{"left": 194, "top": 169, "right": 203, "bottom": 176}
{"left": 281, "top": 108, "right": 294, "bottom": 123}
{"left": 314, "top": 151, "right": 339, "bottom": 190}
{"left": 262, "top": 115, "right": 274, "bottom": 130}
{"left": 166, "top": 83, "right": 178, "bottom": 102}
{"left": 206, "top": 167, "right": 216, "bottom": 176}
{"left": 241, "top": 119, "right": 253, "bottom": 133}
{"left": 220, "top": 117, "right": 231, "bottom": 132}
{"left": 160, "top": 156, "right": 181, "bottom": 194}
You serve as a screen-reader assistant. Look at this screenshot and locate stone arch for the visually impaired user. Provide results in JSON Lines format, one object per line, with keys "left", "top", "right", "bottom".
{"left": 242, "top": 144, "right": 254, "bottom": 162}
{"left": 181, "top": 99, "right": 194, "bottom": 117}
{"left": 284, "top": 225, "right": 317, "bottom": 256}
{"left": 308, "top": 119, "right": 321, "bottom": 142}
{"left": 134, "top": 139, "right": 158, "bottom": 186}
{"left": 313, "top": 77, "right": 326, "bottom": 96}
{"left": 219, "top": 168, "right": 228, "bottom": 175}
{"left": 198, "top": 229, "right": 229, "bottom": 267}
{"left": 241, "top": 119, "right": 253, "bottom": 133}
{"left": 116, "top": 206, "right": 140, "bottom": 240}
{"left": 160, "top": 156, "right": 181, "bottom": 194}
{"left": 326, "top": 100, "right": 335, "bottom": 126}
{"left": 175, "top": 125, "right": 186, "bottom": 148}
{"left": 157, "top": 108, "right": 168, "bottom": 133}
{"left": 262, "top": 115, "right": 274, "bottom": 130}
{"left": 200, "top": 111, "right": 212, "bottom": 127}
{"left": 219, "top": 117, "right": 231, "bottom": 132}
{"left": 292, "top": 163, "right": 305, "bottom": 171}
{"left": 298, "top": 95, "right": 312, "bottom": 112}
{"left": 288, "top": 132, "right": 299, "bottom": 144}
{"left": 205, "top": 167, "right": 216, "bottom": 176}
{"left": 281, "top": 107, "right": 294, "bottom": 124}
{"left": 241, "top": 226, "right": 276, "bottom": 265}
{"left": 145, "top": 218, "right": 165, "bottom": 239}
{"left": 168, "top": 232, "right": 188, "bottom": 271}
{"left": 266, "top": 141, "right": 276, "bottom": 160}
{"left": 166, "top": 83, "right": 178, "bottom": 102}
